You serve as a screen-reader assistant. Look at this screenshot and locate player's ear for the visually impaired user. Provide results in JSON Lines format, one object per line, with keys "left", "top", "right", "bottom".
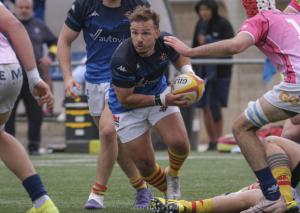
{"left": 155, "top": 28, "right": 160, "bottom": 39}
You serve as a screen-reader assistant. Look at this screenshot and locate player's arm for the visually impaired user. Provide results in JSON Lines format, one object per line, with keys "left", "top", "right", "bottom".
{"left": 173, "top": 55, "right": 195, "bottom": 75}
{"left": 57, "top": 24, "right": 81, "bottom": 97}
{"left": 58, "top": 0, "right": 84, "bottom": 97}
{"left": 114, "top": 85, "right": 187, "bottom": 108}
{"left": 164, "top": 32, "right": 253, "bottom": 58}
{"left": 0, "top": 3, "right": 53, "bottom": 107}
{"left": 0, "top": 4, "right": 36, "bottom": 71}
{"left": 112, "top": 59, "right": 187, "bottom": 108}
{"left": 114, "top": 86, "right": 156, "bottom": 108}
{"left": 284, "top": 0, "right": 300, "bottom": 13}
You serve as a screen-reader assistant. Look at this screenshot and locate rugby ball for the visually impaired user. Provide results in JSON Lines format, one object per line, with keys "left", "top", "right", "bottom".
{"left": 172, "top": 74, "right": 205, "bottom": 105}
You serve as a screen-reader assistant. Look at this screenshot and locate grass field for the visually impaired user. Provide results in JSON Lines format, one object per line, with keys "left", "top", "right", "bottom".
{"left": 0, "top": 151, "right": 256, "bottom": 213}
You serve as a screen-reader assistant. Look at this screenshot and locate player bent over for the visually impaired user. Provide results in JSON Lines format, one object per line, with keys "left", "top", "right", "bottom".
{"left": 109, "top": 6, "right": 198, "bottom": 199}
{"left": 0, "top": 3, "right": 58, "bottom": 213}
{"left": 164, "top": 0, "right": 300, "bottom": 211}
{"left": 152, "top": 136, "right": 300, "bottom": 213}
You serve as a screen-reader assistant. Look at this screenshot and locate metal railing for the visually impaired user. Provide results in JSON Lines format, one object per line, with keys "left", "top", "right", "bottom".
{"left": 52, "top": 58, "right": 265, "bottom": 67}
{"left": 50, "top": 58, "right": 266, "bottom": 81}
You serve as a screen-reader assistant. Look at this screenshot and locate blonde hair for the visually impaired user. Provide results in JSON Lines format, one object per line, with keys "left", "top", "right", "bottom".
{"left": 129, "top": 6, "right": 160, "bottom": 28}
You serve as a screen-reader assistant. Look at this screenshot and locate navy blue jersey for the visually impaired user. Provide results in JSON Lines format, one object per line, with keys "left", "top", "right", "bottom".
{"left": 109, "top": 32, "right": 180, "bottom": 114}
{"left": 65, "top": 0, "right": 149, "bottom": 84}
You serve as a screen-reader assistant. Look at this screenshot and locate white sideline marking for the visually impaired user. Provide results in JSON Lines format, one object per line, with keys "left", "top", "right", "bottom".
{"left": 0, "top": 154, "right": 244, "bottom": 167}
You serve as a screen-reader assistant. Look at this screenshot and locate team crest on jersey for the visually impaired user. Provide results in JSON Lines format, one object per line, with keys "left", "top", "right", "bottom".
{"left": 160, "top": 53, "right": 168, "bottom": 61}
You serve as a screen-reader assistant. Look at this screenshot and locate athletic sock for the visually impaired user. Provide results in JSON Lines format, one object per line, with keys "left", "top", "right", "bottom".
{"left": 91, "top": 182, "right": 107, "bottom": 196}
{"left": 129, "top": 175, "right": 147, "bottom": 190}
{"left": 143, "top": 163, "right": 166, "bottom": 192}
{"left": 34, "top": 195, "right": 50, "bottom": 208}
{"left": 181, "top": 199, "right": 213, "bottom": 213}
{"left": 268, "top": 153, "right": 293, "bottom": 202}
{"left": 168, "top": 149, "right": 189, "bottom": 177}
{"left": 22, "top": 174, "right": 47, "bottom": 202}
{"left": 255, "top": 167, "right": 281, "bottom": 201}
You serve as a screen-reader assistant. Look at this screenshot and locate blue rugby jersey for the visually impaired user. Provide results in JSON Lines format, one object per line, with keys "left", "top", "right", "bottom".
{"left": 65, "top": 0, "right": 149, "bottom": 84}
{"left": 109, "top": 32, "right": 180, "bottom": 114}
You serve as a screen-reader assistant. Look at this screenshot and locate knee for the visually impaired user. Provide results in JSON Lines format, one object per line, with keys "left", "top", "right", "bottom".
{"left": 135, "top": 158, "right": 155, "bottom": 176}
{"left": 99, "top": 126, "right": 116, "bottom": 141}
{"left": 168, "top": 137, "right": 190, "bottom": 154}
{"left": 232, "top": 115, "right": 245, "bottom": 138}
{"left": 232, "top": 114, "right": 255, "bottom": 143}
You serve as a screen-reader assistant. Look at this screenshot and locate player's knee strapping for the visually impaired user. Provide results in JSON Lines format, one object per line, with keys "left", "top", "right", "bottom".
{"left": 244, "top": 100, "right": 269, "bottom": 127}
{"left": 267, "top": 153, "right": 293, "bottom": 202}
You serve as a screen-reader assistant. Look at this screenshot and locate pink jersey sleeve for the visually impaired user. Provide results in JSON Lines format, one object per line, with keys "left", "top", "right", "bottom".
{"left": 239, "top": 15, "right": 268, "bottom": 45}
{"left": 289, "top": 0, "right": 300, "bottom": 13}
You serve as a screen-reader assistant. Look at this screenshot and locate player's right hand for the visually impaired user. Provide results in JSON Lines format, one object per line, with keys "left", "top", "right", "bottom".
{"left": 65, "top": 78, "right": 81, "bottom": 98}
{"left": 31, "top": 80, "right": 54, "bottom": 109}
{"left": 165, "top": 93, "right": 189, "bottom": 107}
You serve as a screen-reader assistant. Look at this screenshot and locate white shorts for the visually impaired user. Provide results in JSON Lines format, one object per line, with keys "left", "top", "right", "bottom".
{"left": 113, "top": 106, "right": 180, "bottom": 143}
{"left": 85, "top": 82, "right": 110, "bottom": 117}
{"left": 264, "top": 82, "right": 300, "bottom": 113}
{"left": 0, "top": 63, "right": 23, "bottom": 114}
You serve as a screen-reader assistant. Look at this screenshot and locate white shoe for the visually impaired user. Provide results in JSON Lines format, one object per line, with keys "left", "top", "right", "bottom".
{"left": 84, "top": 192, "right": 105, "bottom": 209}
{"left": 165, "top": 168, "right": 181, "bottom": 200}
{"left": 56, "top": 112, "right": 66, "bottom": 122}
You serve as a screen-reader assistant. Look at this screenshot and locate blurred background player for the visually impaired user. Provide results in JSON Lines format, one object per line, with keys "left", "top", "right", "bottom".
{"left": 0, "top": 2, "right": 58, "bottom": 212}
{"left": 164, "top": 0, "right": 300, "bottom": 212}
{"left": 57, "top": 0, "right": 152, "bottom": 209}
{"left": 109, "top": 6, "right": 197, "bottom": 200}
{"left": 192, "top": 0, "right": 234, "bottom": 151}
{"left": 5, "top": 0, "right": 57, "bottom": 155}
{"left": 152, "top": 136, "right": 300, "bottom": 213}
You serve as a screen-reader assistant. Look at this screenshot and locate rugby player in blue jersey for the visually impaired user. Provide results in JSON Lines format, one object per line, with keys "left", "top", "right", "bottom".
{"left": 109, "top": 6, "right": 197, "bottom": 200}
{"left": 57, "top": 0, "right": 152, "bottom": 209}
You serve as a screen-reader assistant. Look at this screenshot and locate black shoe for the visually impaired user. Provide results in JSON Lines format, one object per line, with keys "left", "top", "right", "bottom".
{"left": 207, "top": 142, "right": 217, "bottom": 151}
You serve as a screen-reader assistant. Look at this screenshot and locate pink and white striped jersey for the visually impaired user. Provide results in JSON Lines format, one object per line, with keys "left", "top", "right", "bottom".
{"left": 240, "top": 10, "right": 300, "bottom": 84}
{"left": 0, "top": 33, "right": 18, "bottom": 64}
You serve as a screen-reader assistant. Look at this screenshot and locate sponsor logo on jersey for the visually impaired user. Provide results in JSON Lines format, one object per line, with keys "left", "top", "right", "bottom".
{"left": 89, "top": 11, "right": 100, "bottom": 17}
{"left": 90, "top": 29, "right": 126, "bottom": 43}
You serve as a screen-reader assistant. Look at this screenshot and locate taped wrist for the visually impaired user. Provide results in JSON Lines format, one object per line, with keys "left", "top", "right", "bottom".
{"left": 27, "top": 68, "right": 42, "bottom": 91}
{"left": 180, "top": 64, "right": 195, "bottom": 74}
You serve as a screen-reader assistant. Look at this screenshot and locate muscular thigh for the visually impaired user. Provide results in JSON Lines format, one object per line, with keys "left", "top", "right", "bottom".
{"left": 99, "top": 103, "right": 115, "bottom": 131}
{"left": 259, "top": 97, "right": 295, "bottom": 123}
{"left": 154, "top": 110, "right": 188, "bottom": 144}
{"left": 123, "top": 130, "right": 155, "bottom": 164}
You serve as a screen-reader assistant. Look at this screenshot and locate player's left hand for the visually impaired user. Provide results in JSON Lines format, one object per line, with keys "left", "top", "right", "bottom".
{"left": 164, "top": 36, "right": 192, "bottom": 57}
{"left": 31, "top": 80, "right": 54, "bottom": 109}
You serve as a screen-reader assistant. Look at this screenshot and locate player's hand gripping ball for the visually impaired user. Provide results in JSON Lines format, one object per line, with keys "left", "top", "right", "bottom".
{"left": 172, "top": 74, "right": 205, "bottom": 106}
